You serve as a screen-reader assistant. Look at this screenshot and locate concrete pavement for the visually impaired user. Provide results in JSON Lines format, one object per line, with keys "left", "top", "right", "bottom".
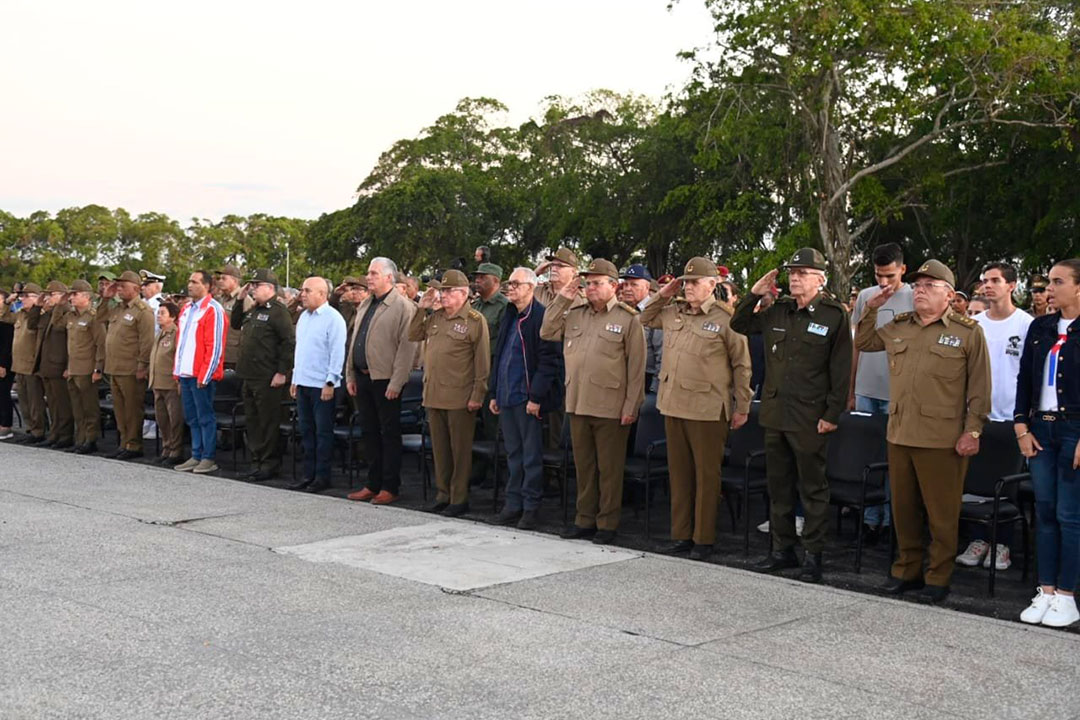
{"left": 1, "top": 442, "right": 1078, "bottom": 719}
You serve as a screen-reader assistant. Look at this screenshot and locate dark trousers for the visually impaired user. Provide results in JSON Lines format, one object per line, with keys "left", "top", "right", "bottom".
{"left": 0, "top": 370, "right": 13, "bottom": 427}
{"left": 42, "top": 376, "right": 74, "bottom": 444}
{"left": 296, "top": 385, "right": 336, "bottom": 482}
{"left": 355, "top": 373, "right": 402, "bottom": 494}
{"left": 243, "top": 379, "right": 287, "bottom": 472}
{"left": 179, "top": 377, "right": 216, "bottom": 460}
{"left": 499, "top": 402, "right": 545, "bottom": 512}
{"left": 765, "top": 427, "right": 830, "bottom": 553}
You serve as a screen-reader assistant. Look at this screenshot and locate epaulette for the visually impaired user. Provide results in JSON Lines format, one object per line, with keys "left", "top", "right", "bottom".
{"left": 468, "top": 308, "right": 483, "bottom": 321}
{"left": 949, "top": 311, "right": 977, "bottom": 328}
{"left": 616, "top": 301, "right": 639, "bottom": 315}
{"left": 716, "top": 302, "right": 734, "bottom": 316}
{"left": 894, "top": 311, "right": 913, "bottom": 323}
{"left": 819, "top": 293, "right": 847, "bottom": 310}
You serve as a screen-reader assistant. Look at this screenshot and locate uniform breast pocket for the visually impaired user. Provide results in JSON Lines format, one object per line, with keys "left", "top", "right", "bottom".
{"left": 688, "top": 325, "right": 724, "bottom": 358}
{"left": 766, "top": 334, "right": 788, "bottom": 361}
{"left": 596, "top": 332, "right": 623, "bottom": 358}
{"left": 664, "top": 322, "right": 683, "bottom": 349}
{"left": 885, "top": 340, "right": 909, "bottom": 375}
{"left": 927, "top": 344, "right": 965, "bottom": 380}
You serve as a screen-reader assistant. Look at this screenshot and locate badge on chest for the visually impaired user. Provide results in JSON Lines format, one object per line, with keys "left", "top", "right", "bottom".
{"left": 256, "top": 313, "right": 269, "bottom": 322}
{"left": 605, "top": 323, "right": 623, "bottom": 334}
{"left": 807, "top": 322, "right": 829, "bottom": 336}
{"left": 938, "top": 334, "right": 962, "bottom": 348}
{"left": 123, "top": 313, "right": 134, "bottom": 322}
{"left": 702, "top": 322, "right": 720, "bottom": 333}
{"left": 452, "top": 322, "right": 468, "bottom": 335}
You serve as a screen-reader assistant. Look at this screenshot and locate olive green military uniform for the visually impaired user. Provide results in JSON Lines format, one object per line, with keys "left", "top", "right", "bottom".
{"left": 34, "top": 300, "right": 74, "bottom": 446}
{"left": 407, "top": 290, "right": 490, "bottom": 506}
{"left": 0, "top": 294, "right": 46, "bottom": 439}
{"left": 540, "top": 259, "right": 646, "bottom": 532}
{"left": 471, "top": 263, "right": 509, "bottom": 480}
{"left": 731, "top": 249, "right": 852, "bottom": 556}
{"left": 65, "top": 298, "right": 105, "bottom": 447}
{"left": 232, "top": 282, "right": 295, "bottom": 475}
{"left": 855, "top": 259, "right": 990, "bottom": 588}
{"left": 103, "top": 292, "right": 156, "bottom": 452}
{"left": 148, "top": 325, "right": 184, "bottom": 459}
{"left": 641, "top": 258, "right": 753, "bottom": 547}
{"left": 217, "top": 287, "right": 251, "bottom": 370}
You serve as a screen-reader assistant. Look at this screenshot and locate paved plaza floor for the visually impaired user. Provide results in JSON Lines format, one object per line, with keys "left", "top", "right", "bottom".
{"left": 2, "top": 442, "right": 1078, "bottom": 719}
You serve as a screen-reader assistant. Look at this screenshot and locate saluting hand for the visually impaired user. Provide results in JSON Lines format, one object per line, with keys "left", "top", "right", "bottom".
{"left": 558, "top": 273, "right": 581, "bottom": 300}
{"left": 865, "top": 284, "right": 896, "bottom": 311}
{"left": 659, "top": 278, "right": 682, "bottom": 299}
{"left": 418, "top": 288, "right": 437, "bottom": 310}
{"left": 750, "top": 269, "right": 779, "bottom": 297}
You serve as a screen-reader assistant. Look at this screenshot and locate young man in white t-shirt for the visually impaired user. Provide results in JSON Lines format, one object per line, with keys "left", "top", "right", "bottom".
{"left": 957, "top": 262, "right": 1032, "bottom": 571}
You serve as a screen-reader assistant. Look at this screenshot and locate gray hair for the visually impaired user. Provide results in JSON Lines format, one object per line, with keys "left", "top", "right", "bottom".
{"left": 370, "top": 257, "right": 398, "bottom": 278}
{"left": 510, "top": 267, "right": 538, "bottom": 286}
{"left": 323, "top": 277, "right": 333, "bottom": 296}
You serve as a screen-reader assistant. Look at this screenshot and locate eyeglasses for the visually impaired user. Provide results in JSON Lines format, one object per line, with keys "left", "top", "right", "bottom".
{"left": 910, "top": 281, "right": 950, "bottom": 292}
{"left": 505, "top": 281, "right": 533, "bottom": 290}
{"left": 584, "top": 279, "right": 611, "bottom": 288}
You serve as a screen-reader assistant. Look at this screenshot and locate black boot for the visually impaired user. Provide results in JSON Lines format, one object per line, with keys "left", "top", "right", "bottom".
{"left": 659, "top": 540, "right": 693, "bottom": 555}
{"left": 753, "top": 549, "right": 800, "bottom": 572}
{"left": 799, "top": 552, "right": 823, "bottom": 583}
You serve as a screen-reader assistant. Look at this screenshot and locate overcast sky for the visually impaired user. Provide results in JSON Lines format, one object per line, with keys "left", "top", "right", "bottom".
{"left": 1, "top": 0, "right": 715, "bottom": 223}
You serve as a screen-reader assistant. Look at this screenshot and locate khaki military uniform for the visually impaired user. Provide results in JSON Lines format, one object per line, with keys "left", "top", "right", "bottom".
{"left": 732, "top": 291, "right": 852, "bottom": 554}
{"left": 407, "top": 305, "right": 490, "bottom": 505}
{"left": 66, "top": 306, "right": 105, "bottom": 446}
{"left": 232, "top": 298, "right": 295, "bottom": 473}
{"left": 856, "top": 307, "right": 990, "bottom": 587}
{"left": 641, "top": 295, "right": 753, "bottom": 545}
{"left": 0, "top": 304, "right": 46, "bottom": 438}
{"left": 148, "top": 325, "right": 184, "bottom": 458}
{"left": 540, "top": 293, "right": 645, "bottom": 531}
{"left": 34, "top": 305, "right": 74, "bottom": 445}
{"left": 104, "top": 297, "right": 155, "bottom": 451}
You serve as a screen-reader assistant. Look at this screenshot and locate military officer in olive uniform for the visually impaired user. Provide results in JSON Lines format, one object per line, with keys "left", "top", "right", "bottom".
{"left": 64, "top": 279, "right": 105, "bottom": 453}
{"left": 642, "top": 258, "right": 753, "bottom": 560}
{"left": 34, "top": 281, "right": 75, "bottom": 448}
{"left": 232, "top": 269, "right": 296, "bottom": 481}
{"left": 535, "top": 247, "right": 586, "bottom": 457}
{"left": 103, "top": 270, "right": 156, "bottom": 459}
{"left": 541, "top": 258, "right": 646, "bottom": 545}
{"left": 1, "top": 282, "right": 47, "bottom": 442}
{"left": 471, "top": 262, "right": 509, "bottom": 482}
{"left": 732, "top": 248, "right": 852, "bottom": 582}
{"left": 407, "top": 269, "right": 490, "bottom": 515}
{"left": 215, "top": 265, "right": 249, "bottom": 370}
{"left": 856, "top": 259, "right": 990, "bottom": 602}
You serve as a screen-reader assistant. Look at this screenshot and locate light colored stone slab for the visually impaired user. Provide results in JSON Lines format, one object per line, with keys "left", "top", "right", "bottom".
{"left": 274, "top": 520, "right": 640, "bottom": 591}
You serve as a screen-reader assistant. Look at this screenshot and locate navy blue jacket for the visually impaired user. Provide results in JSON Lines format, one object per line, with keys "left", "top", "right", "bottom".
{"left": 490, "top": 298, "right": 564, "bottom": 414}
{"left": 1014, "top": 312, "right": 1080, "bottom": 421}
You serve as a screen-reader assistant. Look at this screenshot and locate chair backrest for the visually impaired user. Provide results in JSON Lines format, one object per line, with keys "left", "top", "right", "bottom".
{"left": 726, "top": 401, "right": 763, "bottom": 468}
{"left": 963, "top": 420, "right": 1025, "bottom": 497}
{"left": 632, "top": 395, "right": 666, "bottom": 459}
{"left": 825, "top": 411, "right": 888, "bottom": 484}
{"left": 400, "top": 369, "right": 424, "bottom": 407}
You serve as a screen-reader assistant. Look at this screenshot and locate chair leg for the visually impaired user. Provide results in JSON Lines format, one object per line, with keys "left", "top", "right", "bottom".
{"left": 742, "top": 482, "right": 751, "bottom": 556}
{"left": 854, "top": 512, "right": 866, "bottom": 574}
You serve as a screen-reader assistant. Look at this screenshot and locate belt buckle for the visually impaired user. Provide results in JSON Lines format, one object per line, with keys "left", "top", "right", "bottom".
{"left": 1042, "top": 413, "right": 1057, "bottom": 422}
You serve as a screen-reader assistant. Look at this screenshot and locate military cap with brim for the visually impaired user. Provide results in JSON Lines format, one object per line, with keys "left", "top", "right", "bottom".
{"left": 249, "top": 268, "right": 280, "bottom": 285}
{"left": 908, "top": 259, "right": 956, "bottom": 288}
{"left": 45, "top": 281, "right": 69, "bottom": 294}
{"left": 620, "top": 263, "right": 652, "bottom": 281}
{"left": 140, "top": 269, "right": 166, "bottom": 282}
{"left": 216, "top": 265, "right": 242, "bottom": 279}
{"left": 97, "top": 270, "right": 116, "bottom": 281}
{"left": 340, "top": 275, "right": 367, "bottom": 288}
{"left": 472, "top": 262, "right": 504, "bottom": 280}
{"left": 584, "top": 258, "right": 619, "bottom": 280}
{"left": 783, "top": 247, "right": 828, "bottom": 271}
{"left": 440, "top": 269, "right": 470, "bottom": 288}
{"left": 69, "top": 279, "right": 93, "bottom": 293}
{"left": 116, "top": 270, "right": 142, "bottom": 285}
{"left": 19, "top": 282, "right": 43, "bottom": 294}
{"left": 1031, "top": 274, "right": 1049, "bottom": 289}
{"left": 546, "top": 247, "right": 578, "bottom": 267}
{"left": 678, "top": 257, "right": 720, "bottom": 281}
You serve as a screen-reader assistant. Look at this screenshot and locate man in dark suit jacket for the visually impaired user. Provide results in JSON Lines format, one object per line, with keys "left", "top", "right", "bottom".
{"left": 488, "top": 267, "right": 564, "bottom": 530}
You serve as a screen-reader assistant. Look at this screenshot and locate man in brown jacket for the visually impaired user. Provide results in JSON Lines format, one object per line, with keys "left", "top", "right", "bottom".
{"left": 215, "top": 264, "right": 247, "bottom": 369}
{"left": 408, "top": 269, "right": 490, "bottom": 516}
{"left": 345, "top": 257, "right": 418, "bottom": 505}
{"left": 641, "top": 258, "right": 753, "bottom": 560}
{"left": 103, "top": 270, "right": 156, "bottom": 459}
{"left": 34, "top": 282, "right": 74, "bottom": 448}
{"left": 541, "top": 258, "right": 646, "bottom": 544}
{"left": 856, "top": 259, "right": 991, "bottom": 602}
{"left": 65, "top": 279, "right": 105, "bottom": 454}
{"left": 1, "top": 283, "right": 46, "bottom": 442}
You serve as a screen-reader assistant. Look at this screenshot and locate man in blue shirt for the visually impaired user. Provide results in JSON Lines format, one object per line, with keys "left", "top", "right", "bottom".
{"left": 289, "top": 276, "right": 347, "bottom": 493}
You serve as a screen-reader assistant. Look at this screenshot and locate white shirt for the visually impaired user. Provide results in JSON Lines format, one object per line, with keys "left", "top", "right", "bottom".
{"left": 974, "top": 308, "right": 1033, "bottom": 421}
{"left": 145, "top": 293, "right": 164, "bottom": 336}
{"left": 1038, "top": 317, "right": 1075, "bottom": 412}
{"left": 853, "top": 284, "right": 915, "bottom": 400}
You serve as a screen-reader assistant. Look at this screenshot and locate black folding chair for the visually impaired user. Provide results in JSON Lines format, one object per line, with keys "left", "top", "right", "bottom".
{"left": 826, "top": 411, "right": 890, "bottom": 573}
{"left": 622, "top": 395, "right": 668, "bottom": 538}
{"left": 213, "top": 371, "right": 245, "bottom": 468}
{"left": 543, "top": 416, "right": 574, "bottom": 522}
{"left": 720, "top": 401, "right": 768, "bottom": 554}
{"left": 959, "top": 420, "right": 1030, "bottom": 596}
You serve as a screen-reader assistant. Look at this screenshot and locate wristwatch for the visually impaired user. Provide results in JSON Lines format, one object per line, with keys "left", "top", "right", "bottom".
{"left": 969, "top": 431, "right": 981, "bottom": 440}
{"left": 325, "top": 381, "right": 334, "bottom": 388}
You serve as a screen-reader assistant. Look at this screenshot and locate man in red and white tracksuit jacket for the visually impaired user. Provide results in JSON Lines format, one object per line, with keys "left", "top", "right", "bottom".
{"left": 173, "top": 271, "right": 229, "bottom": 473}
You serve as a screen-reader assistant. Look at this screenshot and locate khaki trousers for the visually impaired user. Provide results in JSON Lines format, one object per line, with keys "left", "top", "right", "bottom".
{"left": 887, "top": 443, "right": 968, "bottom": 587}
{"left": 15, "top": 373, "right": 46, "bottom": 437}
{"left": 153, "top": 389, "right": 185, "bottom": 457}
{"left": 665, "top": 416, "right": 729, "bottom": 545}
{"left": 569, "top": 414, "right": 630, "bottom": 531}
{"left": 41, "top": 376, "right": 74, "bottom": 444}
{"left": 428, "top": 408, "right": 476, "bottom": 505}
{"left": 111, "top": 374, "right": 148, "bottom": 451}
{"left": 67, "top": 375, "right": 101, "bottom": 445}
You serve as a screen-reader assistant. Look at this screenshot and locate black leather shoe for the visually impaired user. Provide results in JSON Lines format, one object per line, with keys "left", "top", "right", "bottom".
{"left": 63, "top": 444, "right": 82, "bottom": 453}
{"left": 592, "top": 529, "right": 616, "bottom": 545}
{"left": 919, "top": 584, "right": 950, "bottom": 603}
{"left": 442, "top": 503, "right": 469, "bottom": 518}
{"left": 799, "top": 553, "right": 824, "bottom": 583}
{"left": 104, "top": 448, "right": 125, "bottom": 459}
{"left": 494, "top": 507, "right": 522, "bottom": 525}
{"left": 305, "top": 479, "right": 331, "bottom": 493}
{"left": 249, "top": 470, "right": 276, "bottom": 482}
{"left": 879, "top": 576, "right": 925, "bottom": 595}
{"left": 161, "top": 455, "right": 183, "bottom": 467}
{"left": 753, "top": 550, "right": 800, "bottom": 572}
{"left": 40, "top": 439, "right": 57, "bottom": 448}
{"left": 27, "top": 435, "right": 47, "bottom": 445}
{"left": 659, "top": 540, "right": 693, "bottom": 555}
{"left": 561, "top": 525, "right": 596, "bottom": 540}
{"left": 53, "top": 440, "right": 74, "bottom": 450}
{"left": 424, "top": 501, "right": 449, "bottom": 513}
{"left": 287, "top": 478, "right": 314, "bottom": 491}
{"left": 75, "top": 442, "right": 98, "bottom": 455}
{"left": 689, "top": 544, "right": 713, "bottom": 561}
{"left": 517, "top": 510, "right": 538, "bottom": 530}
{"left": 115, "top": 449, "right": 143, "bottom": 461}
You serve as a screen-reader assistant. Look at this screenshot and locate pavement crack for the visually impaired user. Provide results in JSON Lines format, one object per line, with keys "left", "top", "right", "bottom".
{"left": 137, "top": 512, "right": 247, "bottom": 527}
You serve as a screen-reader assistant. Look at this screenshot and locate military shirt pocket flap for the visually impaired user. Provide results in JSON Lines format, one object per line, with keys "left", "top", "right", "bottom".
{"left": 597, "top": 333, "right": 622, "bottom": 354}
{"left": 589, "top": 373, "right": 621, "bottom": 390}
{"left": 927, "top": 344, "right": 965, "bottom": 378}
{"left": 679, "top": 378, "right": 711, "bottom": 393}
{"left": 919, "top": 404, "right": 958, "bottom": 419}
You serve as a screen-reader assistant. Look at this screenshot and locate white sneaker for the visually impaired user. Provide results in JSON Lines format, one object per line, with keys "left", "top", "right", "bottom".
{"left": 796, "top": 516, "right": 805, "bottom": 537}
{"left": 174, "top": 458, "right": 200, "bottom": 472}
{"left": 192, "top": 459, "right": 219, "bottom": 474}
{"left": 1041, "top": 593, "right": 1080, "bottom": 628}
{"left": 956, "top": 540, "right": 989, "bottom": 567}
{"left": 756, "top": 520, "right": 770, "bottom": 533}
{"left": 1020, "top": 587, "right": 1053, "bottom": 624}
{"left": 981, "top": 544, "right": 1011, "bottom": 570}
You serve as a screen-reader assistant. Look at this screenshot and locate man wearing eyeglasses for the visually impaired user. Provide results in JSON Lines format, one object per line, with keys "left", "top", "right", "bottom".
{"left": 856, "top": 259, "right": 990, "bottom": 603}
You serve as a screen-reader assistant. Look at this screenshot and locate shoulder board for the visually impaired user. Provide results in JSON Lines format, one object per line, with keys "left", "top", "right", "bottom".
{"left": 616, "top": 301, "right": 638, "bottom": 315}
{"left": 949, "top": 311, "right": 977, "bottom": 328}
{"left": 131, "top": 299, "right": 147, "bottom": 310}
{"left": 819, "top": 294, "right": 846, "bottom": 310}
{"left": 715, "top": 302, "right": 734, "bottom": 317}
{"left": 468, "top": 308, "right": 483, "bottom": 321}
{"left": 894, "top": 312, "right": 913, "bottom": 323}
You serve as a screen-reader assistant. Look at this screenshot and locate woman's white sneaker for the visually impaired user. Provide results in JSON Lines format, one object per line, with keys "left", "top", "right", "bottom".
{"left": 956, "top": 540, "right": 989, "bottom": 567}
{"left": 1019, "top": 587, "right": 1053, "bottom": 624}
{"left": 1041, "top": 593, "right": 1080, "bottom": 628}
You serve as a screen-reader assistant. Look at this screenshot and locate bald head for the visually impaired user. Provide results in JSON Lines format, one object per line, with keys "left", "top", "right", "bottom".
{"left": 300, "top": 276, "right": 329, "bottom": 310}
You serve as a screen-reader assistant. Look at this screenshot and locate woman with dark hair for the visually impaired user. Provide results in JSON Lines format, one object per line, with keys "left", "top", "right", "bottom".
{"left": 1014, "top": 258, "right": 1080, "bottom": 628}
{"left": 0, "top": 287, "right": 13, "bottom": 439}
{"left": 149, "top": 302, "right": 185, "bottom": 466}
